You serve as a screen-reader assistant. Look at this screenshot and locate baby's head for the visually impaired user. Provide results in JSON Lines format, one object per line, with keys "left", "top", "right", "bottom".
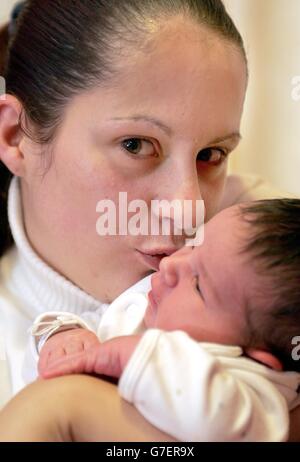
{"left": 145, "top": 199, "right": 300, "bottom": 372}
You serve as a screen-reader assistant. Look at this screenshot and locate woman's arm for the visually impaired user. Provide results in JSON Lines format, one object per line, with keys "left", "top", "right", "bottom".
{"left": 0, "top": 375, "right": 175, "bottom": 442}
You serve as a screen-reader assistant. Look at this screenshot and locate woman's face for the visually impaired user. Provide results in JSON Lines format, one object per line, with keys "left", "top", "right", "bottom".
{"left": 21, "top": 18, "right": 247, "bottom": 302}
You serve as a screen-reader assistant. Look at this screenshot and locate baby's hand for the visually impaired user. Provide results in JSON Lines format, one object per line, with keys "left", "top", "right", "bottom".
{"left": 40, "top": 335, "right": 141, "bottom": 380}
{"left": 38, "top": 328, "right": 100, "bottom": 378}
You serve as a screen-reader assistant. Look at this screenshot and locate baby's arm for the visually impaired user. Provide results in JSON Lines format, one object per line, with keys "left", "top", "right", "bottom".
{"left": 39, "top": 330, "right": 139, "bottom": 378}
{"left": 118, "top": 331, "right": 290, "bottom": 442}
{"left": 40, "top": 330, "right": 292, "bottom": 442}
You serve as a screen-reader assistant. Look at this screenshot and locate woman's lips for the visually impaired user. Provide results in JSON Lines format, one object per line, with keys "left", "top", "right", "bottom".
{"left": 135, "top": 247, "right": 177, "bottom": 271}
{"left": 135, "top": 250, "right": 168, "bottom": 271}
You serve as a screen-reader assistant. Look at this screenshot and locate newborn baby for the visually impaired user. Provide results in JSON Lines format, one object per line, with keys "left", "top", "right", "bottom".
{"left": 30, "top": 199, "right": 300, "bottom": 441}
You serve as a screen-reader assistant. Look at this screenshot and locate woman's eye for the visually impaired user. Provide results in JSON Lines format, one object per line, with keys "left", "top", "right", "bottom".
{"left": 121, "top": 138, "right": 158, "bottom": 158}
{"left": 196, "top": 147, "right": 227, "bottom": 165}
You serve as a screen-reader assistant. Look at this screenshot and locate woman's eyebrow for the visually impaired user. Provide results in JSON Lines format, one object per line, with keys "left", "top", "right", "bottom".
{"left": 208, "top": 133, "right": 241, "bottom": 144}
{"left": 108, "top": 116, "right": 240, "bottom": 145}
{"left": 109, "top": 115, "right": 173, "bottom": 136}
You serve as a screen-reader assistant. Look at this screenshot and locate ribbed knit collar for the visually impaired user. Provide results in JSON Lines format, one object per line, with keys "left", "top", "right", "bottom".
{"left": 6, "top": 176, "right": 109, "bottom": 318}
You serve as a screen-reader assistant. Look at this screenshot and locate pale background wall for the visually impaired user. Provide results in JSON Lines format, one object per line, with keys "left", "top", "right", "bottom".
{"left": 0, "top": 0, "right": 15, "bottom": 23}
{"left": 223, "top": 0, "right": 300, "bottom": 195}
{"left": 1, "top": 1, "right": 300, "bottom": 195}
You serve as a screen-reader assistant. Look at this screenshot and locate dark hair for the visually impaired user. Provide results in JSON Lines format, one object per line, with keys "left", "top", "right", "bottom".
{"left": 241, "top": 199, "right": 300, "bottom": 372}
{"left": 0, "top": 0, "right": 247, "bottom": 258}
{"left": 0, "top": 20, "right": 13, "bottom": 256}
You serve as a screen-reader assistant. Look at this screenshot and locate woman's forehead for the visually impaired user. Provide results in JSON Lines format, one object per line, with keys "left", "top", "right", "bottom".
{"left": 75, "top": 33, "right": 246, "bottom": 140}
{"left": 118, "top": 18, "right": 245, "bottom": 81}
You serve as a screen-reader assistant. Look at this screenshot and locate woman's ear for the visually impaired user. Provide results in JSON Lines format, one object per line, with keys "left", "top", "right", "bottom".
{"left": 0, "top": 94, "right": 26, "bottom": 177}
{"left": 245, "top": 348, "right": 283, "bottom": 371}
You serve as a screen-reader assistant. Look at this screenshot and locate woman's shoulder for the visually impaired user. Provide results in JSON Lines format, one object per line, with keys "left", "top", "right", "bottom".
{"left": 219, "top": 173, "right": 296, "bottom": 211}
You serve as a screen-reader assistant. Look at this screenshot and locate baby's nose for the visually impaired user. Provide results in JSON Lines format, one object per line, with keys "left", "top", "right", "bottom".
{"left": 159, "top": 255, "right": 178, "bottom": 287}
{"left": 159, "top": 246, "right": 191, "bottom": 287}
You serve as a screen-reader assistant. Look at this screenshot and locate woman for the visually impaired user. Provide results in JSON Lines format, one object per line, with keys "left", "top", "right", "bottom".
{"left": 0, "top": 0, "right": 298, "bottom": 440}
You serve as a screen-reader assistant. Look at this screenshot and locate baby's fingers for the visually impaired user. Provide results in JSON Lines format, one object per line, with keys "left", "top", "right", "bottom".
{"left": 64, "top": 339, "right": 85, "bottom": 355}
{"left": 41, "top": 355, "right": 87, "bottom": 379}
{"left": 41, "top": 349, "right": 98, "bottom": 379}
{"left": 38, "top": 346, "right": 66, "bottom": 377}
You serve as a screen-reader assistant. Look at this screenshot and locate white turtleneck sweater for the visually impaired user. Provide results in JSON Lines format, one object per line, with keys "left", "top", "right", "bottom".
{"left": 0, "top": 176, "right": 150, "bottom": 403}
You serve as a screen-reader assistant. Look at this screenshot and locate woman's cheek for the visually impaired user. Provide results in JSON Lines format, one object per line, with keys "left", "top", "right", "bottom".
{"left": 198, "top": 169, "right": 227, "bottom": 220}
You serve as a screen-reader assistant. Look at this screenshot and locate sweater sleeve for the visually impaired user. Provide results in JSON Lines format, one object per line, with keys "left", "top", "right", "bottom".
{"left": 118, "top": 329, "right": 290, "bottom": 442}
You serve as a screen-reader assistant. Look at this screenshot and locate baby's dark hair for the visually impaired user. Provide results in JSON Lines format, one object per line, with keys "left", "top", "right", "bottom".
{"left": 240, "top": 199, "right": 300, "bottom": 372}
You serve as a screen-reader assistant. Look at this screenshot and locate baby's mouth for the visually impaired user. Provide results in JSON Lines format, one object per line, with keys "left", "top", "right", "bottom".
{"left": 145, "top": 289, "right": 159, "bottom": 326}
{"left": 147, "top": 289, "right": 158, "bottom": 310}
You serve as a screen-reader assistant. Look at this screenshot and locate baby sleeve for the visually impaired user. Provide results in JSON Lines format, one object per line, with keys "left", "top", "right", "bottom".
{"left": 118, "top": 329, "right": 290, "bottom": 442}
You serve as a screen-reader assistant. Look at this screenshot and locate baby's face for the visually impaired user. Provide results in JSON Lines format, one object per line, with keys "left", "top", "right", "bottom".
{"left": 144, "top": 205, "right": 264, "bottom": 346}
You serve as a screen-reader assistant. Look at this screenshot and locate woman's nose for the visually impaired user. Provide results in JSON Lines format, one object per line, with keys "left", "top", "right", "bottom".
{"left": 152, "top": 171, "right": 205, "bottom": 236}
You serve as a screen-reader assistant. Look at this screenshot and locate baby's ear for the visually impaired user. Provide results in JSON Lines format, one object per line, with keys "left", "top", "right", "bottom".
{"left": 245, "top": 348, "right": 283, "bottom": 371}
